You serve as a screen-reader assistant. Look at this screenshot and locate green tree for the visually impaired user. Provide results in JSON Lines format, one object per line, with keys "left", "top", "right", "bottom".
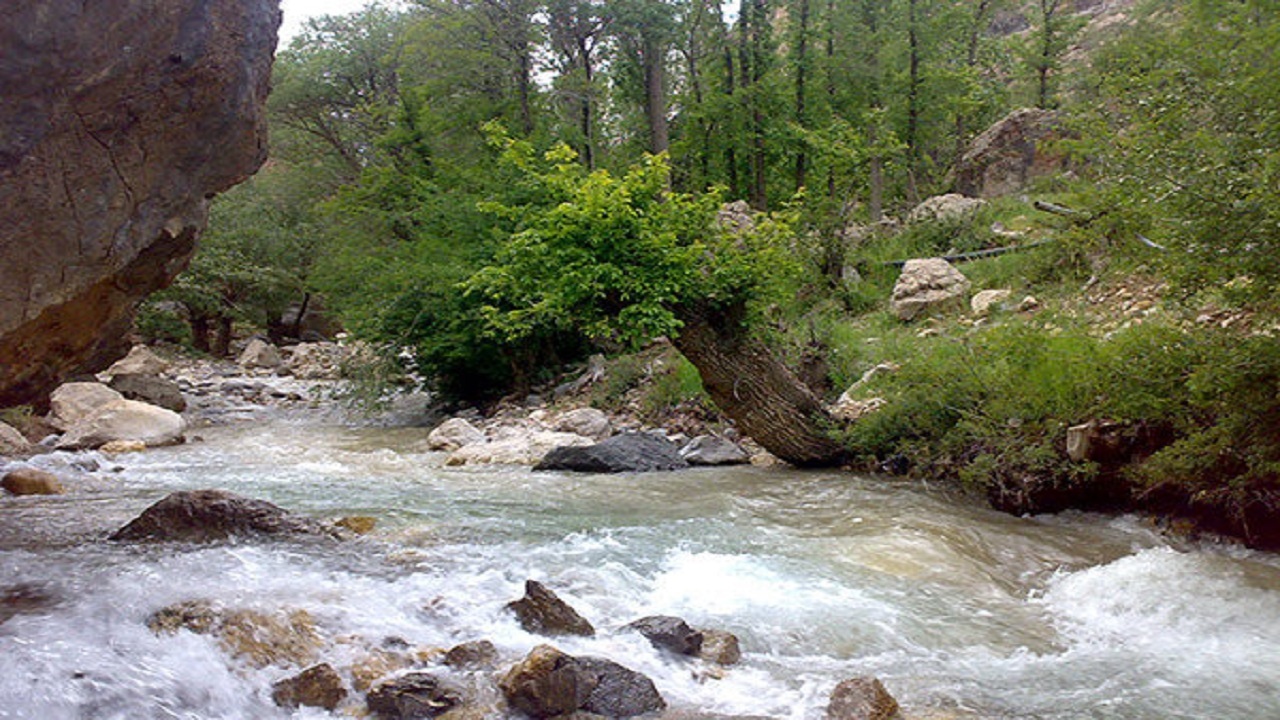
{"left": 467, "top": 137, "right": 847, "bottom": 464}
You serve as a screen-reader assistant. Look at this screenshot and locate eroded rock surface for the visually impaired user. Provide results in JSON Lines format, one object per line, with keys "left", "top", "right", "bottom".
{"left": 111, "top": 489, "right": 336, "bottom": 542}
{"left": 0, "top": 0, "right": 279, "bottom": 408}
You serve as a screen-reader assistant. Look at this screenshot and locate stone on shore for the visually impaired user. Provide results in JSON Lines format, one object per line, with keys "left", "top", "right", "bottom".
{"left": 47, "top": 382, "right": 125, "bottom": 432}
{"left": 238, "top": 338, "right": 282, "bottom": 369}
{"left": 679, "top": 436, "right": 750, "bottom": 466}
{"left": 445, "top": 431, "right": 594, "bottom": 466}
{"left": 552, "top": 407, "right": 613, "bottom": 441}
{"left": 0, "top": 421, "right": 32, "bottom": 456}
{"left": 104, "top": 346, "right": 170, "bottom": 378}
{"left": 56, "top": 399, "right": 185, "bottom": 450}
{"left": 109, "top": 374, "right": 187, "bottom": 412}
{"left": 428, "top": 418, "right": 486, "bottom": 452}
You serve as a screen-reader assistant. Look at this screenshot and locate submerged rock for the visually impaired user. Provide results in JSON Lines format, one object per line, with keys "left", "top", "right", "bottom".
{"left": 110, "top": 489, "right": 336, "bottom": 542}
{"left": 2, "top": 468, "right": 64, "bottom": 496}
{"left": 148, "top": 599, "right": 322, "bottom": 668}
{"left": 826, "top": 677, "right": 900, "bottom": 720}
{"left": 367, "top": 673, "right": 461, "bottom": 719}
{"left": 535, "top": 433, "right": 688, "bottom": 473}
{"left": 625, "top": 616, "right": 703, "bottom": 657}
{"left": 0, "top": 583, "right": 58, "bottom": 624}
{"left": 506, "top": 580, "right": 595, "bottom": 637}
{"left": 272, "top": 663, "right": 347, "bottom": 710}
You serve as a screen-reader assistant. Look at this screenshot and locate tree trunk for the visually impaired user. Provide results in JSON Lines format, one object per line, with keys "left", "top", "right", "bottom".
{"left": 644, "top": 33, "right": 669, "bottom": 155}
{"left": 213, "top": 316, "right": 233, "bottom": 358}
{"left": 672, "top": 301, "right": 847, "bottom": 467}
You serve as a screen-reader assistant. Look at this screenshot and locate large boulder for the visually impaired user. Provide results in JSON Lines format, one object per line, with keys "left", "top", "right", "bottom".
{"left": 47, "top": 382, "right": 125, "bottom": 432}
{"left": 428, "top": 418, "right": 485, "bottom": 452}
{"left": 56, "top": 398, "right": 185, "bottom": 449}
{"left": 535, "top": 433, "right": 688, "bottom": 473}
{"left": 506, "top": 580, "right": 596, "bottom": 637}
{"left": 237, "top": 337, "right": 282, "bottom": 369}
{"left": 0, "top": 0, "right": 279, "bottom": 408}
{"left": 110, "top": 489, "right": 337, "bottom": 542}
{"left": 888, "top": 259, "right": 971, "bottom": 322}
{"left": 954, "top": 107, "right": 1066, "bottom": 199}
{"left": 575, "top": 656, "right": 666, "bottom": 718}
{"left": 108, "top": 374, "right": 187, "bottom": 412}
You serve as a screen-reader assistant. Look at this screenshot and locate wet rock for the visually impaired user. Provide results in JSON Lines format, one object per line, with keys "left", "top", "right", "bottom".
{"left": 506, "top": 580, "right": 595, "bottom": 637}
{"left": 535, "top": 433, "right": 688, "bottom": 473}
{"left": 446, "top": 431, "right": 594, "bottom": 466}
{"left": 2, "top": 467, "right": 64, "bottom": 495}
{"left": 444, "top": 640, "right": 499, "bottom": 669}
{"left": 0, "top": 421, "right": 32, "bottom": 456}
{"left": 970, "top": 289, "right": 1012, "bottom": 317}
{"left": 104, "top": 346, "right": 170, "bottom": 378}
{"left": 351, "top": 648, "right": 415, "bottom": 692}
{"left": 271, "top": 663, "right": 347, "bottom": 710}
{"left": 826, "top": 677, "right": 900, "bottom": 720}
{"left": 0, "top": 0, "right": 277, "bottom": 409}
{"left": 955, "top": 107, "right": 1066, "bottom": 199}
{"left": 553, "top": 407, "right": 612, "bottom": 441}
{"left": 499, "top": 644, "right": 592, "bottom": 718}
{"left": 697, "top": 630, "right": 742, "bottom": 666}
{"left": 367, "top": 673, "right": 461, "bottom": 719}
{"left": 238, "top": 338, "right": 282, "bottom": 369}
{"left": 889, "top": 259, "right": 971, "bottom": 322}
{"left": 906, "top": 194, "right": 987, "bottom": 224}
{"left": 148, "top": 600, "right": 322, "bottom": 668}
{"left": 576, "top": 656, "right": 666, "bottom": 718}
{"left": 47, "top": 382, "right": 125, "bottom": 432}
{"left": 56, "top": 399, "right": 185, "bottom": 450}
{"left": 428, "top": 418, "right": 486, "bottom": 452}
{"left": 625, "top": 616, "right": 703, "bottom": 657}
{"left": 109, "top": 373, "right": 187, "bottom": 412}
{"left": 110, "top": 489, "right": 336, "bottom": 543}
{"left": 679, "top": 436, "right": 749, "bottom": 466}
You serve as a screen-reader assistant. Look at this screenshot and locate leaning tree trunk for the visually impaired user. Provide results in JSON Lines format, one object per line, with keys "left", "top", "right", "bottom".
{"left": 672, "top": 301, "right": 847, "bottom": 467}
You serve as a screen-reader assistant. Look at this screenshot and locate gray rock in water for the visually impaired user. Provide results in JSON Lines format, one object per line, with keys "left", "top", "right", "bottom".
{"left": 110, "top": 489, "right": 336, "bottom": 543}
{"left": 109, "top": 373, "right": 187, "bottom": 413}
{"left": 506, "top": 580, "right": 595, "bottom": 637}
{"left": 679, "top": 435, "right": 750, "bottom": 466}
{"left": 535, "top": 433, "right": 688, "bottom": 473}
{"left": 366, "top": 673, "right": 461, "bottom": 719}
{"left": 625, "top": 615, "right": 703, "bottom": 657}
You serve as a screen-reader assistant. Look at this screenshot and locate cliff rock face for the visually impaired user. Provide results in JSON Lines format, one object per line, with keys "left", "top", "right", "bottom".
{"left": 0, "top": 0, "right": 279, "bottom": 408}
{"left": 954, "top": 108, "right": 1066, "bottom": 199}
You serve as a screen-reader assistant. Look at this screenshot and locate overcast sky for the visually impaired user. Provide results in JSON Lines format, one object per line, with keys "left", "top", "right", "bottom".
{"left": 278, "top": 0, "right": 394, "bottom": 44}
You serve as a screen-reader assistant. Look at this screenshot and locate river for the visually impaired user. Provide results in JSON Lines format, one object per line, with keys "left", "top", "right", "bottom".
{"left": 2, "top": 420, "right": 1279, "bottom": 718}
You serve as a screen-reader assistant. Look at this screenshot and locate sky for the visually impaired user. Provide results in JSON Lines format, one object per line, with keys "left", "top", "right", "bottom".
{"left": 278, "top": 0, "right": 387, "bottom": 44}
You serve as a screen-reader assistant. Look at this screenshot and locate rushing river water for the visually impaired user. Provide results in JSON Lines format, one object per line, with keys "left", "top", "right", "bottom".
{"left": 2, "top": 420, "right": 1280, "bottom": 719}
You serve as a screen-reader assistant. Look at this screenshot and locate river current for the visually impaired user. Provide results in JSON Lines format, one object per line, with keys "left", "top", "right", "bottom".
{"left": 2, "top": 420, "right": 1279, "bottom": 718}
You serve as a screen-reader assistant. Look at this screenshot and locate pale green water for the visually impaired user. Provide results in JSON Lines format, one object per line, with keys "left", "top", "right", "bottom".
{"left": 2, "top": 421, "right": 1279, "bottom": 718}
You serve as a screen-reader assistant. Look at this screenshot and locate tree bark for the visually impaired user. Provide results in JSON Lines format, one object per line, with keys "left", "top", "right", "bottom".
{"left": 672, "top": 301, "right": 847, "bottom": 467}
